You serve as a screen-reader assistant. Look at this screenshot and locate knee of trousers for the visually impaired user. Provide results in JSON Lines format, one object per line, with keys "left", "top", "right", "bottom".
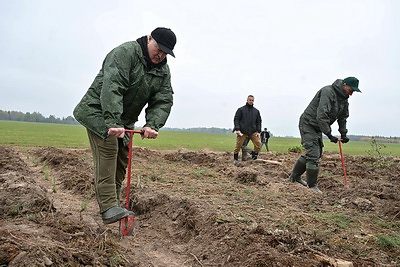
{"left": 303, "top": 145, "right": 321, "bottom": 167}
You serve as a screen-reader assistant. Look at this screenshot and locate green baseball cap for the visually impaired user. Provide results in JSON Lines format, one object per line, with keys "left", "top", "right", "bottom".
{"left": 343, "top": 77, "right": 361, "bottom": 92}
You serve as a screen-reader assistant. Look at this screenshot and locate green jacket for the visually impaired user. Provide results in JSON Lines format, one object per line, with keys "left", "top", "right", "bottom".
{"left": 73, "top": 41, "right": 174, "bottom": 139}
{"left": 300, "top": 79, "right": 349, "bottom": 136}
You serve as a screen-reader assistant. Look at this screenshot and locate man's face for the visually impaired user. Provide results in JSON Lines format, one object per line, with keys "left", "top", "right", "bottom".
{"left": 343, "top": 84, "right": 354, "bottom": 96}
{"left": 147, "top": 36, "right": 167, "bottom": 64}
{"left": 247, "top": 97, "right": 254, "bottom": 105}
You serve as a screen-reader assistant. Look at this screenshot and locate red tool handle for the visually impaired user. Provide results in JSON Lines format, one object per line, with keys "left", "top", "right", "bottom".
{"left": 338, "top": 139, "right": 349, "bottom": 189}
{"left": 124, "top": 130, "right": 144, "bottom": 134}
{"left": 124, "top": 130, "right": 143, "bottom": 209}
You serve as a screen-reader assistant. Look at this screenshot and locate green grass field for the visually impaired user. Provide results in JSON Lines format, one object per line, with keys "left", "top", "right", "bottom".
{"left": 1, "top": 120, "right": 399, "bottom": 156}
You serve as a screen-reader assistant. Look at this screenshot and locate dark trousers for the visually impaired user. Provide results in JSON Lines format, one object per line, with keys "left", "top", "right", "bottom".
{"left": 260, "top": 141, "right": 269, "bottom": 151}
{"left": 299, "top": 122, "right": 323, "bottom": 168}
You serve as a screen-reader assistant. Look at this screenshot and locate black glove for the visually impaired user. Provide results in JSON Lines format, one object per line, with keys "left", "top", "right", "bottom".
{"left": 327, "top": 134, "right": 338, "bottom": 143}
{"left": 341, "top": 135, "right": 350, "bottom": 143}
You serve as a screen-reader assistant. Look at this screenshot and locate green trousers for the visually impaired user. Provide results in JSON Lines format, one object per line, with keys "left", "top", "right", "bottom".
{"left": 87, "top": 130, "right": 128, "bottom": 213}
{"left": 299, "top": 121, "right": 323, "bottom": 167}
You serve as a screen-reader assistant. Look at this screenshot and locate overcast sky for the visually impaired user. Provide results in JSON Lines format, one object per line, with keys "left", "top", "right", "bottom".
{"left": 1, "top": 0, "right": 399, "bottom": 137}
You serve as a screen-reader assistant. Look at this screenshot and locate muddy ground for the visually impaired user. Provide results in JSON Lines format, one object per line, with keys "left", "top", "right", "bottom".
{"left": 0, "top": 145, "right": 399, "bottom": 266}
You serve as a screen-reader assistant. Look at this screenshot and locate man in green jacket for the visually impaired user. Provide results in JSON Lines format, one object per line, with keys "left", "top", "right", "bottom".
{"left": 73, "top": 27, "right": 176, "bottom": 224}
{"left": 289, "top": 77, "right": 361, "bottom": 193}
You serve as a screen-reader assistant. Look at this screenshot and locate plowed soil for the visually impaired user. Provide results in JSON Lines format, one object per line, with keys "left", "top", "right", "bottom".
{"left": 1, "top": 145, "right": 399, "bottom": 266}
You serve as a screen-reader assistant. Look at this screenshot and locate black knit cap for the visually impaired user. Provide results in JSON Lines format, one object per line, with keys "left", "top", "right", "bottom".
{"left": 151, "top": 27, "right": 176, "bottom": 57}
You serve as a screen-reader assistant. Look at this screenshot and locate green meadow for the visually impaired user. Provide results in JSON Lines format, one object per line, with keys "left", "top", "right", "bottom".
{"left": 1, "top": 120, "right": 399, "bottom": 156}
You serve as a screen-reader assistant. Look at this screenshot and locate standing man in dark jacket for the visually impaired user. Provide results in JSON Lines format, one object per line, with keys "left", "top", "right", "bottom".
{"left": 289, "top": 77, "right": 361, "bottom": 193}
{"left": 74, "top": 27, "right": 176, "bottom": 224}
{"left": 233, "top": 95, "right": 262, "bottom": 162}
{"left": 260, "top": 128, "right": 271, "bottom": 152}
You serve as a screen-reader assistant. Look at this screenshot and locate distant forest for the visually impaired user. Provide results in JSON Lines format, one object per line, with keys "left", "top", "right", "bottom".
{"left": 0, "top": 110, "right": 79, "bottom": 125}
{"left": 1, "top": 110, "right": 399, "bottom": 142}
{"left": 150, "top": 128, "right": 400, "bottom": 143}
{"left": 163, "top": 127, "right": 233, "bottom": 135}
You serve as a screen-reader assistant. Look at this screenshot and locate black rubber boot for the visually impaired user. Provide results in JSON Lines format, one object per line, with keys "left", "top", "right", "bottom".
{"left": 251, "top": 152, "right": 258, "bottom": 160}
{"left": 306, "top": 166, "right": 322, "bottom": 193}
{"left": 289, "top": 156, "right": 307, "bottom": 186}
{"left": 233, "top": 153, "right": 239, "bottom": 163}
{"left": 242, "top": 147, "right": 252, "bottom": 161}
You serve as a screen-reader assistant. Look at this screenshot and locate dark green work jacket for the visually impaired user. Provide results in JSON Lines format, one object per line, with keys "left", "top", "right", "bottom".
{"left": 300, "top": 79, "right": 349, "bottom": 137}
{"left": 73, "top": 41, "right": 173, "bottom": 139}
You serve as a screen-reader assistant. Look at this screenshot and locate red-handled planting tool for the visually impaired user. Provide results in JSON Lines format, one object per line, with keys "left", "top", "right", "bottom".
{"left": 338, "top": 139, "right": 349, "bottom": 189}
{"left": 119, "top": 129, "right": 143, "bottom": 236}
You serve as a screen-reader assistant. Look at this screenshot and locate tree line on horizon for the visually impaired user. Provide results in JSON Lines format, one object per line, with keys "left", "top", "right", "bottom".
{"left": 1, "top": 110, "right": 398, "bottom": 141}
{"left": 163, "top": 127, "right": 234, "bottom": 135}
{"left": 0, "top": 110, "right": 79, "bottom": 125}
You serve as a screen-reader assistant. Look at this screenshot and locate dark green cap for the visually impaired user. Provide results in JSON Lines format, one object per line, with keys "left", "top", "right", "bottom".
{"left": 343, "top": 77, "right": 361, "bottom": 92}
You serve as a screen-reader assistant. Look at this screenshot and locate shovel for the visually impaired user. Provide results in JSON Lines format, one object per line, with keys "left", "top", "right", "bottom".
{"left": 338, "top": 139, "right": 349, "bottom": 189}
{"left": 119, "top": 129, "right": 143, "bottom": 236}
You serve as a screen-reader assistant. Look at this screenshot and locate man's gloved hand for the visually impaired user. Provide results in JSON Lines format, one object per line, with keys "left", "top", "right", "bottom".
{"left": 341, "top": 135, "right": 350, "bottom": 143}
{"left": 327, "top": 134, "right": 338, "bottom": 143}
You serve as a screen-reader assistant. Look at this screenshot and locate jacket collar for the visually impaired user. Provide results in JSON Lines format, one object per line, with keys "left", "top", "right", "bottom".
{"left": 332, "top": 79, "right": 349, "bottom": 100}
